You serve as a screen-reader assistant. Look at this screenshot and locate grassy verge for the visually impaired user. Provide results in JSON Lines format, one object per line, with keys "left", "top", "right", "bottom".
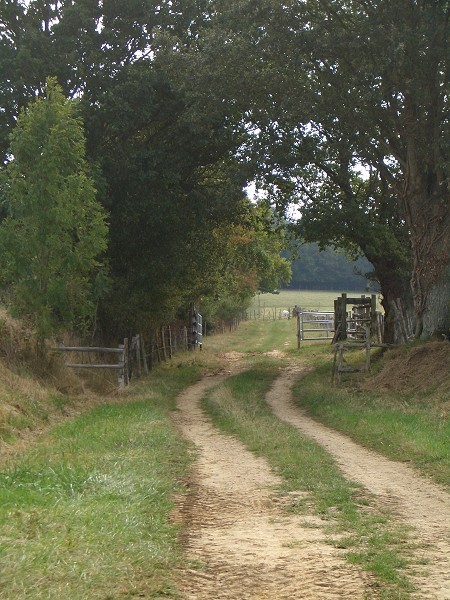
{"left": 292, "top": 358, "right": 450, "bottom": 489}
{"left": 202, "top": 365, "right": 416, "bottom": 599}
{"left": 0, "top": 360, "right": 202, "bottom": 599}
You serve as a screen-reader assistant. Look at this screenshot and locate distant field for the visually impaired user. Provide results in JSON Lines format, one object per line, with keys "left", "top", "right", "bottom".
{"left": 249, "top": 290, "right": 379, "bottom": 313}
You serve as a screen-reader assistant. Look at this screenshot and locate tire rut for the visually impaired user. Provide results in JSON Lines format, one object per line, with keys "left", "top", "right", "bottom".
{"left": 171, "top": 372, "right": 373, "bottom": 600}
{"left": 267, "top": 366, "right": 450, "bottom": 600}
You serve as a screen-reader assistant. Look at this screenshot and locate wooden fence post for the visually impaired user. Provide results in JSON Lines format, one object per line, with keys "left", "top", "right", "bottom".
{"left": 129, "top": 335, "right": 135, "bottom": 380}
{"left": 341, "top": 293, "right": 347, "bottom": 340}
{"left": 118, "top": 344, "right": 125, "bottom": 388}
{"left": 123, "top": 338, "right": 129, "bottom": 385}
{"left": 337, "top": 343, "right": 344, "bottom": 383}
{"left": 140, "top": 335, "right": 149, "bottom": 374}
{"left": 371, "top": 294, "right": 377, "bottom": 336}
{"left": 168, "top": 326, "right": 173, "bottom": 359}
{"left": 134, "top": 335, "right": 141, "bottom": 379}
{"left": 331, "top": 344, "right": 338, "bottom": 384}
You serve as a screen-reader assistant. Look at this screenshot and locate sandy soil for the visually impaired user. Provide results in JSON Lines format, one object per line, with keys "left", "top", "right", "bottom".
{"left": 172, "top": 357, "right": 450, "bottom": 600}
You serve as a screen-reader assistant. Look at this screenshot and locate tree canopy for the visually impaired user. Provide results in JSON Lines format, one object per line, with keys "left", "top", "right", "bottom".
{"left": 1, "top": 0, "right": 447, "bottom": 342}
{"left": 182, "top": 0, "right": 449, "bottom": 340}
{"left": 0, "top": 1, "right": 290, "bottom": 339}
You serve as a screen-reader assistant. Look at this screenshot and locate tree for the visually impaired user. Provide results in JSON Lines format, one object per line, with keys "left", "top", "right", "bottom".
{"left": 0, "top": 79, "right": 108, "bottom": 350}
{"left": 287, "top": 169, "right": 413, "bottom": 342}
{"left": 191, "top": 0, "right": 449, "bottom": 340}
{"left": 198, "top": 201, "right": 292, "bottom": 324}
{"left": 86, "top": 58, "right": 253, "bottom": 334}
{"left": 0, "top": 2, "right": 255, "bottom": 335}
{"left": 300, "top": 0, "right": 449, "bottom": 339}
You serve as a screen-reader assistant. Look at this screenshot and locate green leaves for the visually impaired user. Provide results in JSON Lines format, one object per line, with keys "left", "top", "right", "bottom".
{"left": 0, "top": 79, "right": 109, "bottom": 343}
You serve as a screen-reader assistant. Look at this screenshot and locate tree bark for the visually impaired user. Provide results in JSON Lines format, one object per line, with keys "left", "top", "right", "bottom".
{"left": 376, "top": 268, "right": 413, "bottom": 345}
{"left": 402, "top": 154, "right": 450, "bottom": 339}
{"left": 420, "top": 264, "right": 450, "bottom": 339}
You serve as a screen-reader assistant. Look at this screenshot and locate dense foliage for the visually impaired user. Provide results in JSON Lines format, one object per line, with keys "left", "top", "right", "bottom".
{"left": 0, "top": 0, "right": 291, "bottom": 341}
{"left": 0, "top": 79, "right": 108, "bottom": 347}
{"left": 1, "top": 1, "right": 447, "bottom": 342}
{"left": 183, "top": 0, "right": 449, "bottom": 340}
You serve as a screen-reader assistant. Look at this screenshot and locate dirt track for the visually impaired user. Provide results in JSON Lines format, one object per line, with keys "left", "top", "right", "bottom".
{"left": 172, "top": 359, "right": 450, "bottom": 599}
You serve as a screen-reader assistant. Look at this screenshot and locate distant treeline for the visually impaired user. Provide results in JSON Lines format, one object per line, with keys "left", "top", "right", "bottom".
{"left": 283, "top": 244, "right": 376, "bottom": 291}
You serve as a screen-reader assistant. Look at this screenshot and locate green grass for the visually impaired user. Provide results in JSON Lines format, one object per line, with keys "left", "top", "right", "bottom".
{"left": 211, "top": 319, "right": 297, "bottom": 354}
{"left": 292, "top": 361, "right": 450, "bottom": 489}
{"left": 0, "top": 360, "right": 202, "bottom": 599}
{"left": 249, "top": 289, "right": 379, "bottom": 313}
{"left": 205, "top": 319, "right": 334, "bottom": 367}
{"left": 1, "top": 316, "right": 447, "bottom": 599}
{"left": 207, "top": 320, "right": 449, "bottom": 489}
{"left": 201, "top": 365, "right": 415, "bottom": 598}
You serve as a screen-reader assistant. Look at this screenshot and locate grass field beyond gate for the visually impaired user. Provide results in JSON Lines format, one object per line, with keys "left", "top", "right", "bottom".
{"left": 249, "top": 290, "right": 382, "bottom": 314}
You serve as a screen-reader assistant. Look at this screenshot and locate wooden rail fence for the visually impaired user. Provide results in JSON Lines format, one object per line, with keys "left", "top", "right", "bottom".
{"left": 53, "top": 334, "right": 148, "bottom": 389}
{"left": 53, "top": 320, "right": 206, "bottom": 388}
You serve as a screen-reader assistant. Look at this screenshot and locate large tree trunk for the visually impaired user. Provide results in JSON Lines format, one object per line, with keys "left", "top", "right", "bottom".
{"left": 403, "top": 160, "right": 450, "bottom": 339}
{"left": 409, "top": 214, "right": 450, "bottom": 339}
{"left": 363, "top": 251, "right": 413, "bottom": 345}
{"left": 420, "top": 264, "right": 450, "bottom": 339}
{"left": 400, "top": 22, "right": 449, "bottom": 335}
{"left": 376, "top": 267, "right": 413, "bottom": 345}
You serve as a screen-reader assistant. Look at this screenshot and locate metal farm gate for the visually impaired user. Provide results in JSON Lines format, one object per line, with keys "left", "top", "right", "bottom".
{"left": 297, "top": 310, "right": 335, "bottom": 346}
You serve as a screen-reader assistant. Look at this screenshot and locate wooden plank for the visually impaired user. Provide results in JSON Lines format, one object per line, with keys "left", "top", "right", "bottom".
{"left": 346, "top": 297, "right": 371, "bottom": 304}
{"left": 53, "top": 346, "right": 123, "bottom": 353}
{"left": 67, "top": 364, "right": 122, "bottom": 369}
